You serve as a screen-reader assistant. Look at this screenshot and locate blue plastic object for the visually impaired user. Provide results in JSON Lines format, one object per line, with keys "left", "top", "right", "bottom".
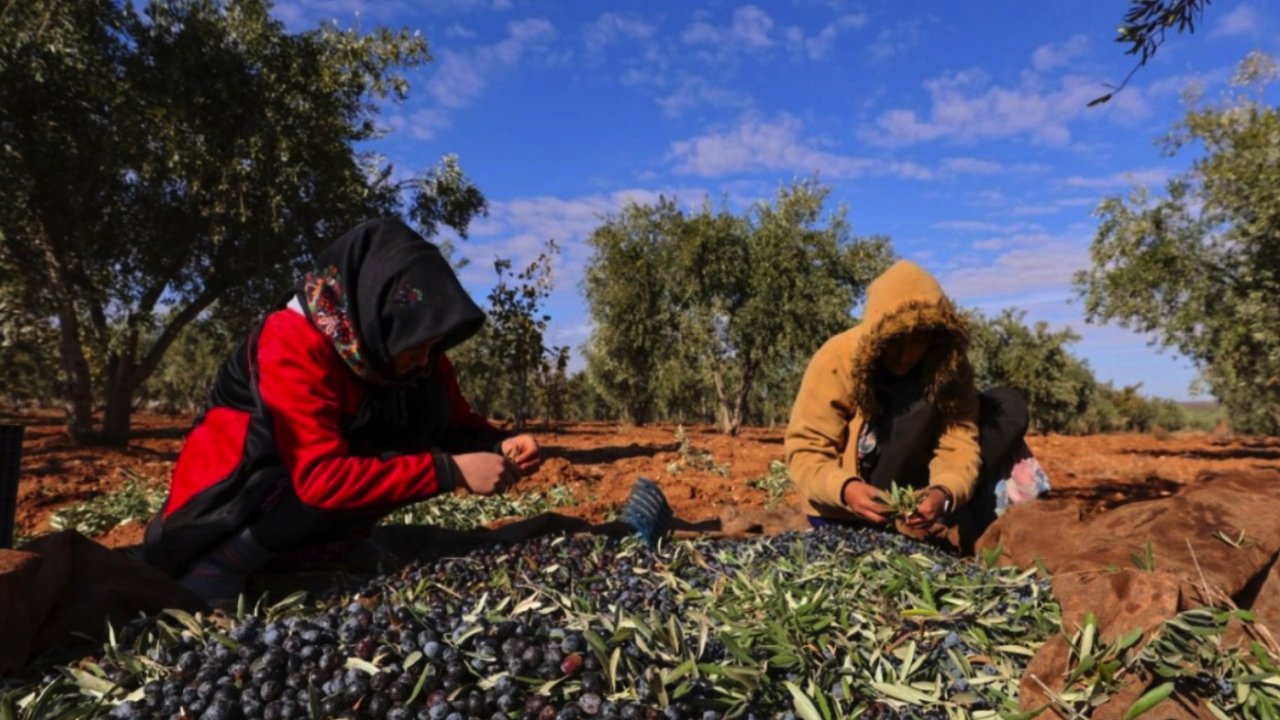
{"left": 619, "top": 476, "right": 674, "bottom": 546}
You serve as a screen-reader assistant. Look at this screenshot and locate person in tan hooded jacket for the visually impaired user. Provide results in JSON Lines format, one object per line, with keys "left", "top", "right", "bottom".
{"left": 785, "top": 260, "right": 1047, "bottom": 550}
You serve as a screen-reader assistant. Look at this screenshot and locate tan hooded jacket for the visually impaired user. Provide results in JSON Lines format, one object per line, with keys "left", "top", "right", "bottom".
{"left": 785, "top": 260, "right": 981, "bottom": 520}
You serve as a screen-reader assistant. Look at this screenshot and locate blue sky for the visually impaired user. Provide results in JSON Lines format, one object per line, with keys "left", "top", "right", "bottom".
{"left": 274, "top": 0, "right": 1279, "bottom": 401}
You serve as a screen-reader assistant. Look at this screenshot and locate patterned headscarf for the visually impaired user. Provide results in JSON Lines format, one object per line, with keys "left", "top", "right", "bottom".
{"left": 299, "top": 218, "right": 485, "bottom": 384}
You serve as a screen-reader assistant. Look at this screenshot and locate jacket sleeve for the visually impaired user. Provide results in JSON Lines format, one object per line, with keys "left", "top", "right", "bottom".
{"left": 927, "top": 388, "right": 981, "bottom": 507}
{"left": 785, "top": 335, "right": 858, "bottom": 511}
{"left": 256, "top": 316, "right": 454, "bottom": 512}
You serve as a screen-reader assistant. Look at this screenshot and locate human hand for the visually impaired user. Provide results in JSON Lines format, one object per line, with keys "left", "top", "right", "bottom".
{"left": 905, "top": 486, "right": 951, "bottom": 528}
{"left": 451, "top": 452, "right": 518, "bottom": 496}
{"left": 841, "top": 479, "right": 890, "bottom": 523}
{"left": 499, "top": 434, "right": 542, "bottom": 475}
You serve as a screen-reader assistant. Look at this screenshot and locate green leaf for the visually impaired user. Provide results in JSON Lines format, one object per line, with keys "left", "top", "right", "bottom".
{"left": 66, "top": 667, "right": 115, "bottom": 696}
{"left": 161, "top": 609, "right": 204, "bottom": 637}
{"left": 1124, "top": 681, "right": 1175, "bottom": 719}
{"left": 783, "top": 681, "right": 824, "bottom": 720}
{"left": 871, "top": 681, "right": 935, "bottom": 705}
{"left": 1114, "top": 627, "right": 1145, "bottom": 653}
{"left": 405, "top": 656, "right": 434, "bottom": 706}
{"left": 345, "top": 657, "right": 381, "bottom": 675}
{"left": 1000, "top": 705, "right": 1049, "bottom": 720}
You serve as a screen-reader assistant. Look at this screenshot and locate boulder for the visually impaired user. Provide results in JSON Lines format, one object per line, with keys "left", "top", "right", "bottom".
{"left": 979, "top": 470, "right": 1280, "bottom": 720}
{"left": 980, "top": 470, "right": 1280, "bottom": 608}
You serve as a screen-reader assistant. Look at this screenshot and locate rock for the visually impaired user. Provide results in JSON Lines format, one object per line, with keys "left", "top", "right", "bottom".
{"left": 1020, "top": 570, "right": 1184, "bottom": 716}
{"left": 981, "top": 470, "right": 1280, "bottom": 720}
{"left": 979, "top": 470, "right": 1280, "bottom": 604}
{"left": 1243, "top": 557, "right": 1280, "bottom": 637}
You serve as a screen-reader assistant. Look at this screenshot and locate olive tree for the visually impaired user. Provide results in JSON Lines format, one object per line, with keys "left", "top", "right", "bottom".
{"left": 0, "top": 0, "right": 484, "bottom": 443}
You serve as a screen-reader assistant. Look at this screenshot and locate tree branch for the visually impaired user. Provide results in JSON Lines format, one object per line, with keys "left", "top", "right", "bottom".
{"left": 127, "top": 283, "right": 222, "bottom": 393}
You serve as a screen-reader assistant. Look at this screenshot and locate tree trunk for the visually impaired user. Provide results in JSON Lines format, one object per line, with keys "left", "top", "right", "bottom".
{"left": 58, "top": 331, "right": 96, "bottom": 444}
{"left": 35, "top": 223, "right": 96, "bottom": 444}
{"left": 711, "top": 365, "right": 733, "bottom": 434}
{"left": 727, "top": 360, "right": 756, "bottom": 437}
{"left": 515, "top": 367, "right": 528, "bottom": 430}
{"left": 102, "top": 374, "right": 135, "bottom": 447}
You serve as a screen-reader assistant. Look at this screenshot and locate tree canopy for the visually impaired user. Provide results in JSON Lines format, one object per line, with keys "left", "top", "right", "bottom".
{"left": 0, "top": 0, "right": 484, "bottom": 444}
{"left": 584, "top": 181, "right": 894, "bottom": 434}
{"left": 1076, "top": 52, "right": 1280, "bottom": 433}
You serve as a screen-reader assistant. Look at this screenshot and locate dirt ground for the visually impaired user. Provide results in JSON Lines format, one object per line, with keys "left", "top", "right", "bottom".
{"left": 4, "top": 408, "right": 1280, "bottom": 549}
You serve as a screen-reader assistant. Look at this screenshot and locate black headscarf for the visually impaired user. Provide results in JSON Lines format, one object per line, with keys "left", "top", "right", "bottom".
{"left": 299, "top": 218, "right": 485, "bottom": 385}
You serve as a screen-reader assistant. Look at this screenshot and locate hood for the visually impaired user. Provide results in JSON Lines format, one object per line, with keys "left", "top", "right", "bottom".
{"left": 850, "top": 260, "right": 972, "bottom": 416}
{"left": 299, "top": 217, "right": 486, "bottom": 384}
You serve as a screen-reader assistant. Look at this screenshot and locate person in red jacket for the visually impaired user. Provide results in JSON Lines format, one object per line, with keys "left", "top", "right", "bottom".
{"left": 143, "top": 218, "right": 541, "bottom": 601}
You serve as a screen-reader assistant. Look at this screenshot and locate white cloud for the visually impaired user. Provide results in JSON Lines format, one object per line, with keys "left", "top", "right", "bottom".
{"left": 665, "top": 115, "right": 1044, "bottom": 180}
{"left": 656, "top": 75, "right": 753, "bottom": 117}
{"left": 938, "top": 157, "right": 1044, "bottom": 176}
{"left": 938, "top": 231, "right": 1090, "bottom": 300}
{"left": 667, "top": 114, "right": 934, "bottom": 179}
{"left": 860, "top": 70, "right": 1149, "bottom": 147}
{"left": 974, "top": 190, "right": 1006, "bottom": 206}
{"left": 445, "top": 22, "right": 476, "bottom": 39}
{"left": 666, "top": 116, "right": 1044, "bottom": 181}
{"left": 465, "top": 188, "right": 712, "bottom": 280}
{"left": 1056, "top": 196, "right": 1101, "bottom": 208}
{"left": 456, "top": 188, "right": 710, "bottom": 352}
{"left": 1211, "top": 5, "right": 1264, "bottom": 38}
{"left": 583, "top": 12, "right": 655, "bottom": 57}
{"left": 731, "top": 6, "right": 776, "bottom": 50}
{"left": 931, "top": 220, "right": 1043, "bottom": 234}
{"left": 682, "top": 5, "right": 776, "bottom": 56}
{"left": 272, "top": 0, "right": 410, "bottom": 29}
{"left": 972, "top": 237, "right": 1010, "bottom": 251}
{"left": 867, "top": 16, "right": 927, "bottom": 63}
{"left": 1031, "top": 34, "right": 1090, "bottom": 72}
{"left": 428, "top": 18, "right": 556, "bottom": 109}
{"left": 1062, "top": 167, "right": 1173, "bottom": 189}
{"left": 789, "top": 13, "right": 869, "bottom": 61}
{"left": 386, "top": 108, "right": 452, "bottom": 141}
{"left": 1009, "top": 203, "right": 1064, "bottom": 217}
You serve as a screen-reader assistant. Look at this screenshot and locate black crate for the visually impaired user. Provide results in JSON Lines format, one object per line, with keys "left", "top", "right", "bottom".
{"left": 0, "top": 424, "right": 24, "bottom": 549}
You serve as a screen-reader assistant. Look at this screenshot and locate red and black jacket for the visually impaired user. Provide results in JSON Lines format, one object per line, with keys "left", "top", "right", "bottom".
{"left": 142, "top": 307, "right": 505, "bottom": 577}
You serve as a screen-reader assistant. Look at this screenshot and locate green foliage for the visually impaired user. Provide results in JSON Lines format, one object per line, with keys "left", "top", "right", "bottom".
{"left": 0, "top": 529, "right": 1065, "bottom": 718}
{"left": 583, "top": 200, "right": 682, "bottom": 425}
{"left": 665, "top": 426, "right": 730, "bottom": 476}
{"left": 137, "top": 316, "right": 235, "bottom": 413}
{"left": 1075, "top": 382, "right": 1206, "bottom": 434}
{"left": 1076, "top": 53, "right": 1280, "bottom": 434}
{"left": 1052, "top": 612, "right": 1145, "bottom": 713}
{"left": 747, "top": 460, "right": 793, "bottom": 509}
{"left": 47, "top": 473, "right": 164, "bottom": 537}
{"left": 0, "top": 0, "right": 483, "bottom": 444}
{"left": 1116, "top": 0, "right": 1211, "bottom": 65}
{"left": 381, "top": 487, "right": 576, "bottom": 531}
{"left": 1131, "top": 538, "right": 1157, "bottom": 571}
{"left": 450, "top": 241, "right": 562, "bottom": 427}
{"left": 882, "top": 481, "right": 920, "bottom": 518}
{"left": 1047, "top": 605, "right": 1280, "bottom": 719}
{"left": 1092, "top": 1, "right": 1213, "bottom": 106}
{"left": 0, "top": 282, "right": 61, "bottom": 405}
{"left": 584, "top": 180, "right": 893, "bottom": 433}
{"left": 966, "top": 309, "right": 1097, "bottom": 433}
{"left": 532, "top": 346, "right": 573, "bottom": 424}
